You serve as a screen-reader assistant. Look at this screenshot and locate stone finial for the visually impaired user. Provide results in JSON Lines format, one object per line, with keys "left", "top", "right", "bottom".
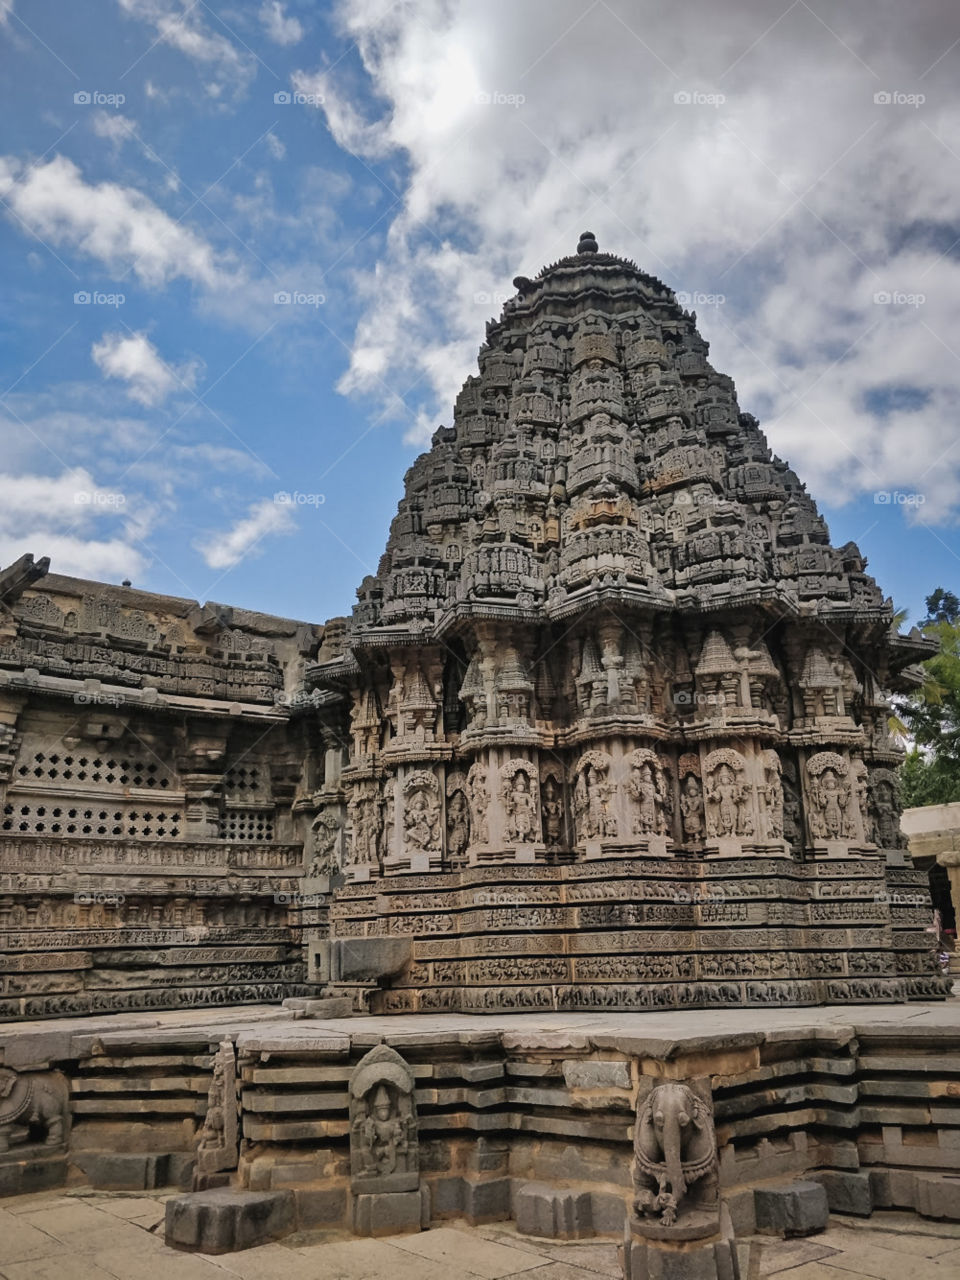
{"left": 576, "top": 230, "right": 598, "bottom": 254}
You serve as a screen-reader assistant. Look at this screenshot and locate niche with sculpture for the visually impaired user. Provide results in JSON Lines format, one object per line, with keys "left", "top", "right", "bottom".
{"left": 349, "top": 1044, "right": 419, "bottom": 1194}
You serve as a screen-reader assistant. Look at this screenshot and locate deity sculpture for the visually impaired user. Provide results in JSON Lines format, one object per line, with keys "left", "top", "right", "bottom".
{"left": 627, "top": 750, "right": 669, "bottom": 836}
{"left": 573, "top": 752, "right": 618, "bottom": 841}
{"left": 308, "top": 809, "right": 340, "bottom": 876}
{"left": 501, "top": 761, "right": 539, "bottom": 843}
{"left": 540, "top": 774, "right": 564, "bottom": 847}
{"left": 806, "top": 753, "right": 856, "bottom": 841}
{"left": 679, "top": 774, "right": 705, "bottom": 842}
{"left": 467, "top": 763, "right": 490, "bottom": 846}
{"left": 445, "top": 783, "right": 470, "bottom": 863}
{"left": 402, "top": 775, "right": 442, "bottom": 854}
{"left": 704, "top": 750, "right": 752, "bottom": 839}
{"left": 349, "top": 1044, "right": 420, "bottom": 1194}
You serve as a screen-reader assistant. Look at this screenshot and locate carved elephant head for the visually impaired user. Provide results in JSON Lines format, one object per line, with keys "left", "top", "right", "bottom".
{"left": 635, "top": 1081, "right": 714, "bottom": 1218}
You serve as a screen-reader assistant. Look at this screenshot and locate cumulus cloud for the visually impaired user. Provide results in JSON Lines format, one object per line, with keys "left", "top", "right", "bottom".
{"left": 0, "top": 468, "right": 147, "bottom": 581}
{"left": 195, "top": 497, "right": 295, "bottom": 569}
{"left": 0, "top": 154, "right": 226, "bottom": 287}
{"left": 299, "top": 0, "right": 960, "bottom": 521}
{"left": 91, "top": 331, "right": 200, "bottom": 406}
{"left": 0, "top": 0, "right": 13, "bottom": 25}
{"left": 259, "top": 0, "right": 302, "bottom": 45}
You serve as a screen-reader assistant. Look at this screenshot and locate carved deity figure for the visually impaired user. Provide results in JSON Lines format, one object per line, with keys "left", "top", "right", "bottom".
{"left": 502, "top": 766, "right": 538, "bottom": 843}
{"left": 540, "top": 775, "right": 564, "bottom": 847}
{"left": 807, "top": 755, "right": 855, "bottom": 841}
{"left": 679, "top": 775, "right": 705, "bottom": 842}
{"left": 445, "top": 788, "right": 470, "bottom": 863}
{"left": 196, "top": 1040, "right": 239, "bottom": 1178}
{"left": 467, "top": 764, "right": 490, "bottom": 846}
{"left": 760, "top": 751, "right": 784, "bottom": 840}
{"left": 633, "top": 1081, "right": 717, "bottom": 1228}
{"left": 628, "top": 753, "right": 668, "bottom": 836}
{"left": 349, "top": 786, "right": 381, "bottom": 866}
{"left": 403, "top": 785, "right": 441, "bottom": 853}
{"left": 706, "top": 766, "right": 739, "bottom": 836}
{"left": 349, "top": 1044, "right": 419, "bottom": 1193}
{"left": 704, "top": 750, "right": 752, "bottom": 839}
{"left": 308, "top": 809, "right": 340, "bottom": 876}
{"left": 573, "top": 756, "right": 618, "bottom": 840}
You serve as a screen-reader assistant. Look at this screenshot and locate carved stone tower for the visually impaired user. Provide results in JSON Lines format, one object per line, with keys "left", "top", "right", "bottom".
{"left": 305, "top": 234, "right": 946, "bottom": 1012}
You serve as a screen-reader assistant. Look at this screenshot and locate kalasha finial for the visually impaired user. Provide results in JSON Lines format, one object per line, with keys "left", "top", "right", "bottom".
{"left": 577, "top": 230, "right": 598, "bottom": 254}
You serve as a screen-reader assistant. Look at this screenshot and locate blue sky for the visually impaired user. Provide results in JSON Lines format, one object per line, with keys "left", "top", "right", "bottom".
{"left": 1, "top": 0, "right": 959, "bottom": 629}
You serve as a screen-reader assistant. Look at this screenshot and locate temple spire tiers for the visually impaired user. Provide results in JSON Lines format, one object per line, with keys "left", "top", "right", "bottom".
{"left": 301, "top": 232, "right": 950, "bottom": 1014}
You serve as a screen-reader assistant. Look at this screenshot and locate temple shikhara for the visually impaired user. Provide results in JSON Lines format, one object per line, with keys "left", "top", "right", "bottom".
{"left": 0, "top": 232, "right": 949, "bottom": 1021}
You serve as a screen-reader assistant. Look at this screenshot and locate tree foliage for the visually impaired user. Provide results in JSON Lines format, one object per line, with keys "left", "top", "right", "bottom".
{"left": 900, "top": 589, "right": 960, "bottom": 807}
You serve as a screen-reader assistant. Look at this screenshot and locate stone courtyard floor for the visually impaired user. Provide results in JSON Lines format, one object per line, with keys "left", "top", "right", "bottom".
{"left": 2, "top": 1190, "right": 960, "bottom": 1280}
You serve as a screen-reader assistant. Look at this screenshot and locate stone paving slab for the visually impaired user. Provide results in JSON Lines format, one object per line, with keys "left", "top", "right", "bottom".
{"left": 5, "top": 1190, "right": 960, "bottom": 1280}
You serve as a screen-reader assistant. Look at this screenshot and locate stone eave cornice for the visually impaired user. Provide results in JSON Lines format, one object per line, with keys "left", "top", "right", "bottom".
{"left": 0, "top": 668, "right": 289, "bottom": 722}
{"left": 887, "top": 631, "right": 939, "bottom": 669}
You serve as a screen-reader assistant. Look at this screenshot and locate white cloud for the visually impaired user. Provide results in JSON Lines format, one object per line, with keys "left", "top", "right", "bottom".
{"left": 265, "top": 129, "right": 286, "bottom": 160}
{"left": 116, "top": 0, "right": 255, "bottom": 97}
{"left": 0, "top": 469, "right": 147, "bottom": 582}
{"left": 195, "top": 497, "right": 295, "bottom": 569}
{"left": 301, "top": 0, "right": 960, "bottom": 521}
{"left": 0, "top": 0, "right": 13, "bottom": 25}
{"left": 259, "top": 0, "right": 302, "bottom": 45}
{"left": 0, "top": 154, "right": 226, "bottom": 287}
{"left": 91, "top": 111, "right": 138, "bottom": 146}
{"left": 91, "top": 331, "right": 200, "bottom": 406}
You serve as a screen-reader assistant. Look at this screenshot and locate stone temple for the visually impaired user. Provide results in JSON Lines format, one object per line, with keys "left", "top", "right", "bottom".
{"left": 0, "top": 230, "right": 945, "bottom": 1020}
{"left": 1, "top": 236, "right": 957, "bottom": 1268}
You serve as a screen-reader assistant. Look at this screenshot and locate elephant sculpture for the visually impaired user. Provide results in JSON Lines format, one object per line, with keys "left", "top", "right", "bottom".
{"left": 633, "top": 1081, "right": 717, "bottom": 1227}
{"left": 0, "top": 1067, "right": 70, "bottom": 1153}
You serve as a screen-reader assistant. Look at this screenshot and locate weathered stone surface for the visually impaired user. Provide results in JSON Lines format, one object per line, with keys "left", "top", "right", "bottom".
{"left": 811, "top": 1169, "right": 873, "bottom": 1216}
{"left": 515, "top": 1181, "right": 594, "bottom": 1238}
{"left": 164, "top": 1188, "right": 294, "bottom": 1253}
{"left": 754, "top": 1181, "right": 828, "bottom": 1236}
{"left": 353, "top": 1188, "right": 423, "bottom": 1236}
{"left": 72, "top": 1150, "right": 193, "bottom": 1191}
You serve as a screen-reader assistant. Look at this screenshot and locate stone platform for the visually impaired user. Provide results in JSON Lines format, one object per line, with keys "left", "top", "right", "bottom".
{"left": 1, "top": 997, "right": 959, "bottom": 1248}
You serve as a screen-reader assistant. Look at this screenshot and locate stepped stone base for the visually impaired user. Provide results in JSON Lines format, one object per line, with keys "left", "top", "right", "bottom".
{"left": 164, "top": 1188, "right": 294, "bottom": 1253}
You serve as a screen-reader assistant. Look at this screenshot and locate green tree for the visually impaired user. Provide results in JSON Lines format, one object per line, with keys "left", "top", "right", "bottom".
{"left": 900, "top": 589, "right": 960, "bottom": 807}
